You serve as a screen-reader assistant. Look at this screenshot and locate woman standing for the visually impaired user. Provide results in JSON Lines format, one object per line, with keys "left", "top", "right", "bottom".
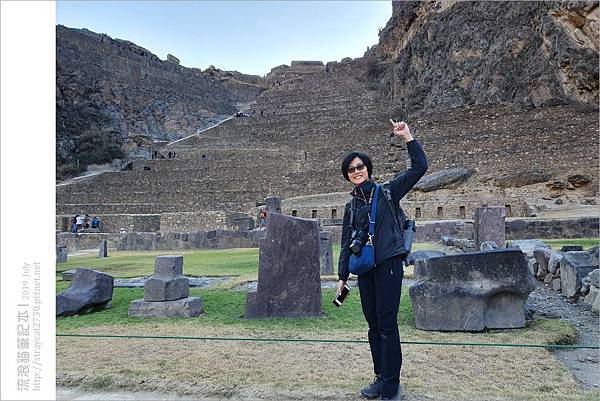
{"left": 337, "top": 120, "right": 427, "bottom": 400}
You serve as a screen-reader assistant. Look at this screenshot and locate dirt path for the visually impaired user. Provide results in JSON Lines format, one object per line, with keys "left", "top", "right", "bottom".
{"left": 527, "top": 283, "right": 600, "bottom": 390}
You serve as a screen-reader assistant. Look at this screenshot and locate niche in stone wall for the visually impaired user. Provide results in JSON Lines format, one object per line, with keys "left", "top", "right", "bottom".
{"left": 505, "top": 205, "right": 512, "bottom": 217}
{"left": 291, "top": 210, "right": 297, "bottom": 217}
{"left": 312, "top": 210, "right": 317, "bottom": 218}
{"left": 459, "top": 206, "right": 466, "bottom": 219}
{"left": 437, "top": 207, "right": 443, "bottom": 219}
{"left": 331, "top": 209, "right": 337, "bottom": 219}
{"left": 415, "top": 207, "right": 421, "bottom": 219}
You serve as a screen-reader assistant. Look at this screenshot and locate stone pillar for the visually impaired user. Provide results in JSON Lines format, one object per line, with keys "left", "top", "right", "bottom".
{"left": 265, "top": 196, "right": 281, "bottom": 214}
{"left": 56, "top": 246, "right": 68, "bottom": 263}
{"left": 474, "top": 206, "right": 506, "bottom": 250}
{"left": 320, "top": 231, "right": 333, "bottom": 275}
{"left": 128, "top": 255, "right": 202, "bottom": 317}
{"left": 98, "top": 240, "right": 108, "bottom": 258}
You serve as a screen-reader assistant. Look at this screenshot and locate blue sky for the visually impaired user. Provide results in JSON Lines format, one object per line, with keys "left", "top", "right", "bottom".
{"left": 56, "top": 1, "right": 392, "bottom": 76}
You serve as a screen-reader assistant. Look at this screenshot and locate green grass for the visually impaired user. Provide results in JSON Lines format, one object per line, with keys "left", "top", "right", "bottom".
{"left": 57, "top": 242, "right": 444, "bottom": 281}
{"left": 56, "top": 248, "right": 259, "bottom": 278}
{"left": 55, "top": 283, "right": 414, "bottom": 332}
{"left": 539, "top": 238, "right": 599, "bottom": 251}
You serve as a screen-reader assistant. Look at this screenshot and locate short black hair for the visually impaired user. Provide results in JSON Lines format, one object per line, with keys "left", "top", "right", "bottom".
{"left": 341, "top": 152, "right": 373, "bottom": 181}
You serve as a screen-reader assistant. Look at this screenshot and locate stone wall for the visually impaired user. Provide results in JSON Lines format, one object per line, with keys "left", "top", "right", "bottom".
{"left": 115, "top": 229, "right": 265, "bottom": 251}
{"left": 324, "top": 216, "right": 599, "bottom": 245}
{"left": 282, "top": 199, "right": 529, "bottom": 223}
{"left": 323, "top": 220, "right": 470, "bottom": 245}
{"left": 505, "top": 217, "right": 599, "bottom": 240}
{"left": 56, "top": 211, "right": 254, "bottom": 234}
{"left": 57, "top": 233, "right": 120, "bottom": 252}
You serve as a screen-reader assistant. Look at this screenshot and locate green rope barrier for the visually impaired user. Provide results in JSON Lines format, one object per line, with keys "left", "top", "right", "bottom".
{"left": 56, "top": 333, "right": 600, "bottom": 349}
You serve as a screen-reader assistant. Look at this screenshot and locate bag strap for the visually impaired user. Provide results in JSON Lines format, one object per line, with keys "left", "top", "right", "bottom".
{"left": 382, "top": 181, "right": 403, "bottom": 231}
{"left": 368, "top": 184, "right": 380, "bottom": 236}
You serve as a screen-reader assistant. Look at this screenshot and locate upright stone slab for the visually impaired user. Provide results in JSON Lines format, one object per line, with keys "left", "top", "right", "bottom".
{"left": 409, "top": 249, "right": 536, "bottom": 331}
{"left": 56, "top": 268, "right": 114, "bottom": 316}
{"left": 98, "top": 240, "right": 108, "bottom": 258}
{"left": 265, "top": 196, "right": 281, "bottom": 214}
{"left": 560, "top": 252, "right": 599, "bottom": 298}
{"left": 319, "top": 231, "right": 333, "bottom": 275}
{"left": 245, "top": 213, "right": 322, "bottom": 318}
{"left": 473, "top": 207, "right": 506, "bottom": 251}
{"left": 56, "top": 246, "right": 68, "bottom": 263}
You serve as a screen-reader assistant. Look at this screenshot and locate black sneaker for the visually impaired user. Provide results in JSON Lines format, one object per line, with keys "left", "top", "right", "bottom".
{"left": 381, "top": 384, "right": 403, "bottom": 400}
{"left": 361, "top": 375, "right": 382, "bottom": 399}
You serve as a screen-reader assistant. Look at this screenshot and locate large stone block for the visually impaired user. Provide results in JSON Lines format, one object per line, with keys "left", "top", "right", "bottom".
{"left": 154, "top": 255, "right": 183, "bottom": 277}
{"left": 128, "top": 297, "right": 202, "bottom": 317}
{"left": 144, "top": 277, "right": 189, "bottom": 301}
{"left": 560, "top": 252, "right": 599, "bottom": 298}
{"left": 474, "top": 207, "right": 506, "bottom": 251}
{"left": 56, "top": 268, "right": 114, "bottom": 316}
{"left": 320, "top": 231, "right": 333, "bottom": 275}
{"left": 409, "top": 249, "right": 535, "bottom": 331}
{"left": 56, "top": 246, "right": 68, "bottom": 263}
{"left": 245, "top": 213, "right": 322, "bottom": 318}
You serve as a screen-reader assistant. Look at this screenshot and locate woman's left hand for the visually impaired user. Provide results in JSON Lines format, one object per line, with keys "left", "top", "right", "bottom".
{"left": 390, "top": 119, "right": 414, "bottom": 143}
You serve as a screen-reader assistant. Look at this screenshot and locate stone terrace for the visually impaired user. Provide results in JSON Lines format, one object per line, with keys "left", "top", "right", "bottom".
{"left": 56, "top": 61, "right": 599, "bottom": 233}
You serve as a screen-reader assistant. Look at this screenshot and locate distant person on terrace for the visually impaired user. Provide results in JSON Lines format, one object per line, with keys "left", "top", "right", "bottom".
{"left": 337, "top": 120, "right": 428, "bottom": 400}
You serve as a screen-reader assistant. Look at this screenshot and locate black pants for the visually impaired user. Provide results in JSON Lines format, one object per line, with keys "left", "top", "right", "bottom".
{"left": 357, "top": 254, "right": 404, "bottom": 398}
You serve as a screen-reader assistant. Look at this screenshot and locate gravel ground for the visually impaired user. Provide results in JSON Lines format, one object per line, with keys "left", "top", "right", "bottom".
{"left": 526, "top": 282, "right": 600, "bottom": 390}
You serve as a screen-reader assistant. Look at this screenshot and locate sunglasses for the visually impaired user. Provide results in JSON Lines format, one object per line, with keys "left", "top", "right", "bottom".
{"left": 347, "top": 163, "right": 366, "bottom": 174}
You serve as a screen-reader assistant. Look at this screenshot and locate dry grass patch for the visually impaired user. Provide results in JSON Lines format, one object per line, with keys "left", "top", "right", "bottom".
{"left": 57, "top": 331, "right": 597, "bottom": 401}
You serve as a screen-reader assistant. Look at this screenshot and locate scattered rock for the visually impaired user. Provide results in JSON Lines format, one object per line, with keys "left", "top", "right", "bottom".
{"left": 567, "top": 174, "right": 592, "bottom": 187}
{"left": 414, "top": 168, "right": 474, "bottom": 192}
{"left": 560, "top": 252, "right": 599, "bottom": 298}
{"left": 56, "top": 268, "right": 114, "bottom": 317}
{"left": 508, "top": 239, "right": 550, "bottom": 259}
{"left": 495, "top": 170, "right": 551, "bottom": 188}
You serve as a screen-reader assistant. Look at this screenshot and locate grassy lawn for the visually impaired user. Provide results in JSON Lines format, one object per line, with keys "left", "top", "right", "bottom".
{"left": 540, "top": 238, "right": 599, "bottom": 251}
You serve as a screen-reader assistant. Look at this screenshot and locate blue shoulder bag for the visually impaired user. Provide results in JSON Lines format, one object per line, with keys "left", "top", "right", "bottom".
{"left": 348, "top": 184, "right": 379, "bottom": 276}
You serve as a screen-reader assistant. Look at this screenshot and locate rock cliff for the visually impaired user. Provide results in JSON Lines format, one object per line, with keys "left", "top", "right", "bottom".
{"left": 366, "top": 0, "right": 598, "bottom": 114}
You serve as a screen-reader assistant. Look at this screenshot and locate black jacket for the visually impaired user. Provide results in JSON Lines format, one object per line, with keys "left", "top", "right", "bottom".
{"left": 338, "top": 139, "right": 428, "bottom": 281}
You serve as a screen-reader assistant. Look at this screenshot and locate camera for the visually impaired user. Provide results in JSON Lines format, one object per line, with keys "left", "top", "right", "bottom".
{"left": 349, "top": 230, "right": 368, "bottom": 255}
{"left": 333, "top": 284, "right": 351, "bottom": 307}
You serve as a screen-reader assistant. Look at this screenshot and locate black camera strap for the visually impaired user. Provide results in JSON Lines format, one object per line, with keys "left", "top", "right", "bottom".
{"left": 350, "top": 185, "right": 375, "bottom": 229}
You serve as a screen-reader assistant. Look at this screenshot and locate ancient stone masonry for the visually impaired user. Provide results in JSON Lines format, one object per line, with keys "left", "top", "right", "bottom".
{"left": 409, "top": 249, "right": 536, "bottom": 331}
{"left": 56, "top": 4, "right": 598, "bottom": 236}
{"left": 128, "top": 255, "right": 202, "bottom": 317}
{"left": 245, "top": 213, "right": 322, "bottom": 319}
{"left": 524, "top": 244, "right": 599, "bottom": 313}
{"left": 56, "top": 25, "right": 264, "bottom": 179}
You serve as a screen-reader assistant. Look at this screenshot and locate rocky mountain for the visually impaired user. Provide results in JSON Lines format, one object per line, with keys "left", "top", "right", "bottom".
{"left": 365, "top": 0, "right": 598, "bottom": 115}
{"left": 56, "top": 25, "right": 265, "bottom": 179}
